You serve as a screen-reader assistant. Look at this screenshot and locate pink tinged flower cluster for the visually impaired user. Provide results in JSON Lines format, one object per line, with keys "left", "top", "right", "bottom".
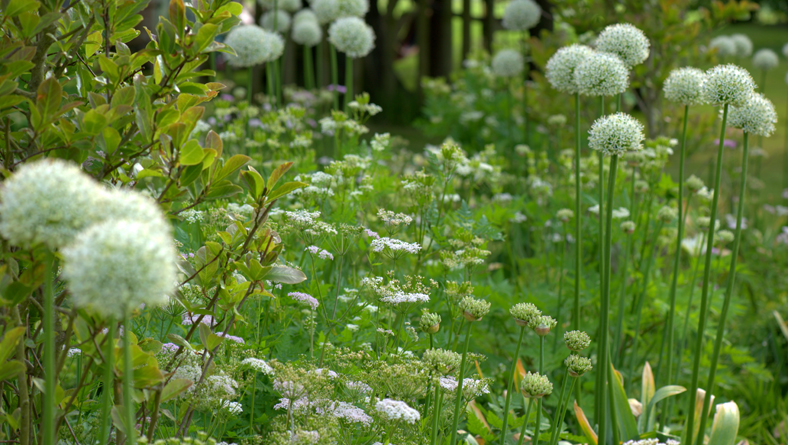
{"left": 288, "top": 291, "right": 319, "bottom": 310}
{"left": 331, "top": 402, "right": 373, "bottom": 425}
{"left": 217, "top": 332, "right": 245, "bottom": 344}
{"left": 364, "top": 228, "right": 380, "bottom": 239}
{"left": 181, "top": 313, "right": 214, "bottom": 326}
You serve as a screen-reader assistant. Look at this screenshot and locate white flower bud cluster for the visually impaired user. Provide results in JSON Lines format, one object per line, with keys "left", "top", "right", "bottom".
{"left": 502, "top": 0, "right": 541, "bottom": 31}
{"left": 545, "top": 44, "right": 595, "bottom": 94}
{"left": 702, "top": 64, "right": 755, "bottom": 106}
{"left": 370, "top": 237, "right": 421, "bottom": 254}
{"left": 574, "top": 51, "right": 629, "bottom": 97}
{"left": 241, "top": 357, "right": 275, "bottom": 375}
{"left": 491, "top": 49, "right": 524, "bottom": 77}
{"left": 595, "top": 23, "right": 650, "bottom": 68}
{"left": 728, "top": 92, "right": 777, "bottom": 137}
{"left": 753, "top": 48, "right": 779, "bottom": 71}
{"left": 588, "top": 112, "right": 645, "bottom": 157}
{"left": 663, "top": 67, "right": 707, "bottom": 106}
{"left": 225, "top": 25, "right": 284, "bottom": 67}
{"left": 328, "top": 17, "right": 375, "bottom": 58}
{"left": 374, "top": 398, "right": 420, "bottom": 424}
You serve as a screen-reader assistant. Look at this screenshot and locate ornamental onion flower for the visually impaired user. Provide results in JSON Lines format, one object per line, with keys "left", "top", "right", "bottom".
{"left": 259, "top": 0, "right": 302, "bottom": 11}
{"left": 752, "top": 48, "right": 779, "bottom": 71}
{"left": 293, "top": 9, "right": 318, "bottom": 25}
{"left": 0, "top": 159, "right": 103, "bottom": 249}
{"left": 491, "top": 49, "right": 524, "bottom": 77}
{"left": 588, "top": 112, "right": 645, "bottom": 157}
{"left": 728, "top": 92, "right": 778, "bottom": 137}
{"left": 663, "top": 67, "right": 707, "bottom": 105}
{"left": 502, "top": 0, "right": 541, "bottom": 31}
{"left": 730, "top": 34, "right": 753, "bottom": 57}
{"left": 225, "top": 25, "right": 284, "bottom": 67}
{"left": 520, "top": 371, "right": 552, "bottom": 398}
{"left": 595, "top": 23, "right": 650, "bottom": 68}
{"left": 545, "top": 44, "right": 594, "bottom": 94}
{"left": 336, "top": 0, "right": 369, "bottom": 18}
{"left": 312, "top": 0, "right": 339, "bottom": 24}
{"left": 709, "top": 36, "right": 736, "bottom": 58}
{"left": 328, "top": 17, "right": 375, "bottom": 58}
{"left": 574, "top": 51, "right": 629, "bottom": 97}
{"left": 702, "top": 64, "right": 755, "bottom": 107}
{"left": 260, "top": 10, "right": 292, "bottom": 33}
{"left": 783, "top": 42, "right": 788, "bottom": 58}
{"left": 292, "top": 20, "right": 323, "bottom": 47}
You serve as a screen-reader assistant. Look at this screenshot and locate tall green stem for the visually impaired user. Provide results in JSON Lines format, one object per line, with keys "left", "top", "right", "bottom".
{"left": 43, "top": 253, "right": 56, "bottom": 445}
{"left": 532, "top": 336, "right": 546, "bottom": 444}
{"left": 694, "top": 132, "right": 750, "bottom": 445}
{"left": 613, "top": 232, "right": 632, "bottom": 365}
{"left": 547, "top": 368, "right": 569, "bottom": 445}
{"left": 550, "top": 377, "right": 578, "bottom": 445}
{"left": 330, "top": 44, "right": 339, "bottom": 110}
{"left": 249, "top": 372, "right": 257, "bottom": 434}
{"left": 449, "top": 322, "right": 473, "bottom": 445}
{"left": 553, "top": 236, "right": 566, "bottom": 352}
{"left": 123, "top": 310, "right": 136, "bottom": 445}
{"left": 594, "top": 96, "right": 606, "bottom": 421}
{"left": 572, "top": 93, "right": 583, "bottom": 332}
{"left": 430, "top": 380, "right": 444, "bottom": 445}
{"left": 98, "top": 319, "right": 115, "bottom": 445}
{"left": 683, "top": 104, "right": 728, "bottom": 444}
{"left": 266, "top": 62, "right": 275, "bottom": 104}
{"left": 344, "top": 56, "right": 353, "bottom": 111}
{"left": 247, "top": 66, "right": 254, "bottom": 104}
{"left": 516, "top": 398, "right": 535, "bottom": 445}
{"left": 499, "top": 326, "right": 526, "bottom": 444}
{"left": 304, "top": 45, "right": 315, "bottom": 90}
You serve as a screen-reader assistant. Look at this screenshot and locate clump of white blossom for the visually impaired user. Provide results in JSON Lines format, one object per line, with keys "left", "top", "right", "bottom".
{"left": 702, "top": 64, "right": 755, "bottom": 106}
{"left": 709, "top": 36, "right": 736, "bottom": 58}
{"left": 574, "top": 51, "right": 629, "bottom": 97}
{"left": 374, "top": 398, "right": 420, "bottom": 424}
{"left": 595, "top": 23, "right": 650, "bottom": 67}
{"left": 328, "top": 17, "right": 375, "bottom": 58}
{"left": 225, "top": 25, "right": 284, "bottom": 67}
{"left": 588, "top": 112, "right": 645, "bottom": 157}
{"left": 312, "top": 0, "right": 339, "bottom": 24}
{"left": 260, "top": 10, "right": 292, "bottom": 32}
{"left": 752, "top": 48, "right": 779, "bottom": 71}
{"left": 241, "top": 357, "right": 275, "bottom": 375}
{"left": 730, "top": 34, "right": 753, "bottom": 57}
{"left": 663, "top": 67, "right": 707, "bottom": 105}
{"left": 289, "top": 291, "right": 319, "bottom": 310}
{"left": 502, "top": 0, "right": 541, "bottom": 31}
{"left": 545, "top": 44, "right": 595, "bottom": 94}
{"left": 728, "top": 92, "right": 778, "bottom": 137}
{"left": 491, "top": 49, "right": 524, "bottom": 77}
{"left": 336, "top": 0, "right": 369, "bottom": 17}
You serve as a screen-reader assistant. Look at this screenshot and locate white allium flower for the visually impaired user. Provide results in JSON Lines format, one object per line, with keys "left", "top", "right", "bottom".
{"left": 703, "top": 64, "right": 755, "bottom": 106}
{"left": 0, "top": 159, "right": 104, "bottom": 249}
{"left": 730, "top": 34, "right": 753, "bottom": 57}
{"left": 292, "top": 20, "right": 322, "bottom": 46}
{"left": 337, "top": 0, "right": 369, "bottom": 17}
{"left": 502, "top": 0, "right": 541, "bottom": 31}
{"left": 62, "top": 220, "right": 177, "bottom": 319}
{"left": 259, "top": 0, "right": 302, "bottom": 11}
{"left": 225, "top": 26, "right": 284, "bottom": 67}
{"left": 709, "top": 36, "right": 736, "bottom": 58}
{"left": 783, "top": 42, "right": 788, "bottom": 58}
{"left": 728, "top": 92, "right": 777, "bottom": 137}
{"left": 545, "top": 44, "right": 595, "bottom": 94}
{"left": 574, "top": 51, "right": 629, "bottom": 97}
{"left": 328, "top": 17, "right": 375, "bottom": 58}
{"left": 663, "top": 67, "right": 707, "bottom": 105}
{"left": 752, "top": 48, "right": 779, "bottom": 71}
{"left": 595, "top": 23, "right": 650, "bottom": 68}
{"left": 241, "top": 358, "right": 275, "bottom": 375}
{"left": 294, "top": 9, "right": 318, "bottom": 25}
{"left": 312, "top": 0, "right": 339, "bottom": 24}
{"left": 375, "top": 399, "right": 420, "bottom": 424}
{"left": 588, "top": 112, "right": 645, "bottom": 157}
{"left": 491, "top": 49, "right": 524, "bottom": 77}
{"left": 261, "top": 10, "right": 292, "bottom": 32}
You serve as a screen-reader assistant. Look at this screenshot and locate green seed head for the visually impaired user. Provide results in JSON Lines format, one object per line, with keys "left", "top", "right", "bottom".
{"left": 459, "top": 296, "right": 491, "bottom": 322}
{"left": 419, "top": 309, "right": 441, "bottom": 334}
{"left": 533, "top": 315, "right": 557, "bottom": 336}
{"left": 509, "top": 302, "right": 542, "bottom": 327}
{"left": 564, "top": 330, "right": 591, "bottom": 351}
{"left": 422, "top": 348, "right": 462, "bottom": 375}
{"left": 686, "top": 174, "right": 705, "bottom": 193}
{"left": 556, "top": 208, "right": 574, "bottom": 222}
{"left": 564, "top": 354, "right": 593, "bottom": 377}
{"left": 716, "top": 230, "right": 735, "bottom": 246}
{"left": 520, "top": 371, "right": 552, "bottom": 398}
{"left": 657, "top": 206, "right": 678, "bottom": 223}
{"left": 620, "top": 220, "right": 636, "bottom": 234}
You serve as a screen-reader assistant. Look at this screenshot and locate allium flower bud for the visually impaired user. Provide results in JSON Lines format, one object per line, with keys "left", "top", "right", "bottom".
{"left": 595, "top": 23, "right": 650, "bottom": 68}
{"left": 328, "top": 17, "right": 375, "bottom": 58}
{"left": 63, "top": 220, "right": 176, "bottom": 319}
{"left": 709, "top": 36, "right": 736, "bottom": 58}
{"left": 730, "top": 34, "right": 753, "bottom": 58}
{"left": 420, "top": 309, "right": 441, "bottom": 334}
{"left": 533, "top": 315, "right": 557, "bottom": 336}
{"left": 574, "top": 52, "right": 629, "bottom": 97}
{"left": 260, "top": 10, "right": 292, "bottom": 32}
{"left": 459, "top": 296, "right": 491, "bottom": 322}
{"left": 422, "top": 348, "right": 462, "bottom": 374}
{"left": 728, "top": 92, "right": 778, "bottom": 137}
{"left": 312, "top": 0, "right": 339, "bottom": 24}
{"left": 225, "top": 25, "right": 284, "bottom": 67}
{"left": 635, "top": 180, "right": 649, "bottom": 193}
{"left": 702, "top": 64, "right": 755, "bottom": 107}
{"left": 491, "top": 49, "right": 524, "bottom": 77}
{"left": 0, "top": 159, "right": 103, "bottom": 249}
{"left": 556, "top": 208, "right": 574, "bottom": 222}
{"left": 292, "top": 20, "right": 323, "bottom": 47}
{"left": 564, "top": 354, "right": 593, "bottom": 377}
{"left": 663, "top": 67, "right": 706, "bottom": 106}
{"left": 545, "top": 44, "right": 595, "bottom": 94}
{"left": 336, "top": 0, "right": 369, "bottom": 18}
{"left": 588, "top": 112, "right": 645, "bottom": 157}
{"left": 501, "top": 0, "right": 541, "bottom": 31}
{"left": 520, "top": 371, "right": 552, "bottom": 398}
{"left": 715, "top": 230, "right": 734, "bottom": 246}
{"left": 657, "top": 206, "right": 678, "bottom": 223}
{"left": 510, "top": 302, "right": 541, "bottom": 327}
{"left": 697, "top": 216, "right": 719, "bottom": 230}
{"left": 620, "top": 221, "right": 636, "bottom": 234}
{"left": 564, "top": 330, "right": 591, "bottom": 351}
{"left": 686, "top": 174, "right": 705, "bottom": 193}
{"left": 752, "top": 48, "right": 779, "bottom": 71}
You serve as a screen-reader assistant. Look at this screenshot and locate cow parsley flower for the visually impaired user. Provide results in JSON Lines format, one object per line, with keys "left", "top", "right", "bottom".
{"left": 491, "top": 49, "right": 524, "bottom": 77}
{"left": 502, "top": 0, "right": 541, "bottom": 31}
{"left": 728, "top": 92, "right": 777, "bottom": 137}
{"left": 328, "top": 17, "right": 375, "bottom": 58}
{"left": 370, "top": 237, "right": 421, "bottom": 254}
{"left": 225, "top": 26, "right": 284, "bottom": 67}
{"left": 312, "top": 0, "right": 339, "bottom": 24}
{"left": 63, "top": 220, "right": 177, "bottom": 319}
{"left": 260, "top": 10, "right": 292, "bottom": 33}
{"left": 574, "top": 51, "right": 629, "bottom": 97}
{"left": 703, "top": 64, "right": 755, "bottom": 106}
{"left": 752, "top": 48, "right": 779, "bottom": 71}
{"left": 663, "top": 67, "right": 707, "bottom": 105}
{"left": 0, "top": 159, "right": 104, "bottom": 249}
{"left": 375, "top": 399, "right": 420, "bottom": 424}
{"left": 332, "top": 402, "right": 373, "bottom": 425}
{"left": 241, "top": 358, "right": 274, "bottom": 375}
{"left": 545, "top": 44, "right": 595, "bottom": 94}
{"left": 220, "top": 400, "right": 243, "bottom": 415}
{"left": 730, "top": 34, "right": 753, "bottom": 57}
{"left": 292, "top": 20, "right": 322, "bottom": 47}
{"left": 289, "top": 292, "right": 319, "bottom": 310}
{"left": 709, "top": 36, "right": 736, "bottom": 58}
{"left": 588, "top": 112, "right": 645, "bottom": 157}
{"left": 595, "top": 23, "right": 650, "bottom": 68}
{"left": 380, "top": 291, "right": 430, "bottom": 305}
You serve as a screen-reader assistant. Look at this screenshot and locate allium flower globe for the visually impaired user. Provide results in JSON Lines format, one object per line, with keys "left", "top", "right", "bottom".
{"left": 730, "top": 34, "right": 753, "bottom": 57}
{"left": 709, "top": 36, "right": 736, "bottom": 58}
{"left": 0, "top": 159, "right": 103, "bottom": 249}
{"left": 595, "top": 23, "right": 650, "bottom": 68}
{"left": 336, "top": 0, "right": 369, "bottom": 18}
{"left": 702, "top": 64, "right": 755, "bottom": 106}
{"left": 312, "top": 0, "right": 339, "bottom": 24}
{"left": 328, "top": 17, "right": 375, "bottom": 58}
{"left": 225, "top": 25, "right": 284, "bottom": 67}
{"left": 545, "top": 44, "right": 594, "bottom": 94}
{"left": 728, "top": 93, "right": 778, "bottom": 137}
{"left": 752, "top": 48, "right": 779, "bottom": 71}
{"left": 63, "top": 220, "right": 177, "bottom": 319}
{"left": 260, "top": 10, "right": 292, "bottom": 32}
{"left": 574, "top": 51, "right": 629, "bottom": 97}
{"left": 491, "top": 49, "right": 524, "bottom": 77}
{"left": 783, "top": 42, "right": 788, "bottom": 58}
{"left": 293, "top": 9, "right": 318, "bottom": 26}
{"left": 663, "top": 67, "right": 707, "bottom": 105}
{"left": 259, "top": 0, "right": 302, "bottom": 11}
{"left": 95, "top": 189, "right": 170, "bottom": 231}
{"left": 502, "top": 0, "right": 541, "bottom": 31}
{"left": 588, "top": 112, "right": 645, "bottom": 157}
{"left": 292, "top": 20, "right": 322, "bottom": 47}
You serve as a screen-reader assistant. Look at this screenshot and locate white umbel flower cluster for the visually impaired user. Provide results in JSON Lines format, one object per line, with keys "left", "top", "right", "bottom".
{"left": 545, "top": 44, "right": 595, "bottom": 94}
{"left": 588, "top": 112, "right": 645, "bottom": 157}
{"left": 374, "top": 399, "right": 420, "bottom": 424}
{"left": 328, "top": 17, "right": 375, "bottom": 58}
{"left": 595, "top": 23, "right": 650, "bottom": 68}
{"left": 709, "top": 36, "right": 736, "bottom": 58}
{"left": 260, "top": 10, "right": 292, "bottom": 33}
{"left": 370, "top": 237, "right": 421, "bottom": 254}
{"left": 752, "top": 48, "right": 779, "bottom": 71}
{"left": 491, "top": 49, "right": 524, "bottom": 77}
{"left": 728, "top": 92, "right": 778, "bottom": 137}
{"left": 502, "top": 0, "right": 541, "bottom": 31}
{"left": 0, "top": 159, "right": 102, "bottom": 249}
{"left": 241, "top": 358, "right": 275, "bottom": 375}
{"left": 225, "top": 25, "right": 284, "bottom": 67}
{"left": 702, "top": 64, "right": 755, "bottom": 106}
{"left": 663, "top": 67, "right": 707, "bottom": 105}
{"left": 574, "top": 51, "right": 629, "bottom": 97}
{"left": 730, "top": 34, "right": 753, "bottom": 57}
